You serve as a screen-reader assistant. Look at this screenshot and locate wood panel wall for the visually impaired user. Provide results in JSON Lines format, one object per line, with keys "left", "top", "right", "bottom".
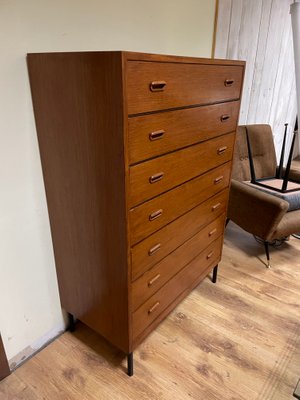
{"left": 214, "top": 0, "right": 298, "bottom": 159}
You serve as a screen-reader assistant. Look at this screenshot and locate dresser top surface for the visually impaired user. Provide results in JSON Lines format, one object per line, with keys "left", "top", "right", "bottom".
{"left": 27, "top": 50, "right": 245, "bottom": 67}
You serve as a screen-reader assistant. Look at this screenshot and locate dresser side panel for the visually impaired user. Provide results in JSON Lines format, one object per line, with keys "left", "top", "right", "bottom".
{"left": 0, "top": 335, "right": 10, "bottom": 381}
{"left": 27, "top": 52, "right": 130, "bottom": 352}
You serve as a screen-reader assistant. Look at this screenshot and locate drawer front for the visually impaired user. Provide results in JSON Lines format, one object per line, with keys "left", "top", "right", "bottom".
{"left": 132, "top": 236, "right": 222, "bottom": 340}
{"left": 132, "top": 216, "right": 224, "bottom": 310}
{"left": 126, "top": 61, "right": 243, "bottom": 115}
{"left": 130, "top": 162, "right": 231, "bottom": 245}
{"left": 128, "top": 101, "right": 240, "bottom": 164}
{"left": 131, "top": 190, "right": 228, "bottom": 281}
{"left": 129, "top": 132, "right": 235, "bottom": 207}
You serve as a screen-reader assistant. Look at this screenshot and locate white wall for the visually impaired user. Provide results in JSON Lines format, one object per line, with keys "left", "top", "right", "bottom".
{"left": 0, "top": 0, "right": 216, "bottom": 365}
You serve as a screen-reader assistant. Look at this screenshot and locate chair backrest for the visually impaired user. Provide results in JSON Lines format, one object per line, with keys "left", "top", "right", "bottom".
{"left": 231, "top": 124, "right": 278, "bottom": 181}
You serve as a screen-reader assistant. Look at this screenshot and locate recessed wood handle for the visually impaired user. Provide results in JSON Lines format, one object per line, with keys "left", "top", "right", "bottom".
{"left": 148, "top": 243, "right": 161, "bottom": 256}
{"left": 150, "top": 81, "right": 166, "bottom": 92}
{"left": 214, "top": 176, "right": 224, "bottom": 184}
{"left": 209, "top": 228, "right": 217, "bottom": 237}
{"left": 224, "top": 79, "right": 234, "bottom": 87}
{"left": 207, "top": 251, "right": 214, "bottom": 259}
{"left": 149, "top": 172, "right": 164, "bottom": 184}
{"left": 149, "top": 209, "right": 163, "bottom": 221}
{"left": 220, "top": 114, "right": 230, "bottom": 122}
{"left": 148, "top": 301, "right": 160, "bottom": 314}
{"left": 148, "top": 274, "right": 161, "bottom": 287}
{"left": 149, "top": 130, "right": 165, "bottom": 141}
{"left": 217, "top": 146, "right": 227, "bottom": 155}
{"left": 212, "top": 203, "right": 221, "bottom": 211}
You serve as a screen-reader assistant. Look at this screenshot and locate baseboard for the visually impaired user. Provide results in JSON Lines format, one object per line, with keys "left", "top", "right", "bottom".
{"left": 8, "top": 322, "right": 66, "bottom": 370}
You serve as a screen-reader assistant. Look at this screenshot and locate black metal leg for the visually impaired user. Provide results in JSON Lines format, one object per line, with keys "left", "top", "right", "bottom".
{"left": 68, "top": 313, "right": 75, "bottom": 332}
{"left": 264, "top": 241, "right": 271, "bottom": 268}
{"left": 212, "top": 265, "right": 218, "bottom": 283}
{"left": 127, "top": 352, "right": 133, "bottom": 376}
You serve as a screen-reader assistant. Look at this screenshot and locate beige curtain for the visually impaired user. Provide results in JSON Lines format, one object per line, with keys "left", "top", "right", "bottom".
{"left": 291, "top": 2, "right": 300, "bottom": 137}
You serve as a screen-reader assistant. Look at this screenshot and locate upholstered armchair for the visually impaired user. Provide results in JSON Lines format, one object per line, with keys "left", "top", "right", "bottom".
{"left": 227, "top": 124, "right": 300, "bottom": 267}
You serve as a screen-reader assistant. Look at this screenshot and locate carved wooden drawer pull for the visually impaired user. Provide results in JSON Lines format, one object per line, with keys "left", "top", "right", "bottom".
{"left": 149, "top": 172, "right": 164, "bottom": 184}
{"left": 220, "top": 114, "right": 230, "bottom": 122}
{"left": 148, "top": 274, "right": 161, "bottom": 287}
{"left": 148, "top": 301, "right": 160, "bottom": 314}
{"left": 218, "top": 146, "right": 227, "bottom": 155}
{"left": 224, "top": 79, "right": 234, "bottom": 87}
{"left": 148, "top": 243, "right": 161, "bottom": 256}
{"left": 214, "top": 176, "right": 224, "bottom": 184}
{"left": 149, "top": 209, "right": 163, "bottom": 221}
{"left": 209, "top": 228, "right": 217, "bottom": 237}
{"left": 206, "top": 251, "right": 214, "bottom": 260}
{"left": 149, "top": 130, "right": 165, "bottom": 141}
{"left": 212, "top": 203, "right": 221, "bottom": 211}
{"left": 150, "top": 81, "right": 167, "bottom": 92}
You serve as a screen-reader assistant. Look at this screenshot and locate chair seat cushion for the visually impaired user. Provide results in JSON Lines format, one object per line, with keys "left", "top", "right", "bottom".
{"left": 245, "top": 179, "right": 300, "bottom": 211}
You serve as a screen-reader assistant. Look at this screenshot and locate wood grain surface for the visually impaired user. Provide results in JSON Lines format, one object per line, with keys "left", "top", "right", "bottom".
{"left": 132, "top": 226, "right": 223, "bottom": 310}
{"left": 1, "top": 221, "right": 299, "bottom": 399}
{"left": 0, "top": 335, "right": 10, "bottom": 381}
{"left": 128, "top": 101, "right": 240, "bottom": 164}
{"left": 132, "top": 237, "right": 222, "bottom": 338}
{"left": 129, "top": 163, "right": 230, "bottom": 245}
{"left": 27, "top": 51, "right": 244, "bottom": 365}
{"left": 27, "top": 52, "right": 130, "bottom": 352}
{"left": 131, "top": 191, "right": 228, "bottom": 281}
{"left": 129, "top": 132, "right": 235, "bottom": 207}
{"left": 126, "top": 61, "right": 243, "bottom": 114}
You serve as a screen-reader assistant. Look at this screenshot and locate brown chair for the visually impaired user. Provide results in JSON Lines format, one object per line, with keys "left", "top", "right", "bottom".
{"left": 227, "top": 124, "right": 300, "bottom": 267}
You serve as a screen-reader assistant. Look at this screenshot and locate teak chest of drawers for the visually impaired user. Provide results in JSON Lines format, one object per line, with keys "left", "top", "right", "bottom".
{"left": 27, "top": 51, "right": 245, "bottom": 376}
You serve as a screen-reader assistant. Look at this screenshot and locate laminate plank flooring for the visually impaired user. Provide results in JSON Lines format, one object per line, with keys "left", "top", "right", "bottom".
{"left": 1, "top": 222, "right": 299, "bottom": 399}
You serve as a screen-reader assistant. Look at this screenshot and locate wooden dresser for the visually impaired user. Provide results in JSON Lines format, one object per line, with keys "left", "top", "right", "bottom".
{"left": 27, "top": 51, "right": 245, "bottom": 375}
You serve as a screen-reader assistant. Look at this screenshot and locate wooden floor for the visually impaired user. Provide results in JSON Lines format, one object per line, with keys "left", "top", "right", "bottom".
{"left": 1, "top": 223, "right": 300, "bottom": 400}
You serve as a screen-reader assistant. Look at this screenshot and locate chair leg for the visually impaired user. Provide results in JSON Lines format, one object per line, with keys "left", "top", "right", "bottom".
{"left": 264, "top": 241, "right": 271, "bottom": 268}
{"left": 212, "top": 265, "right": 218, "bottom": 283}
{"left": 68, "top": 313, "right": 75, "bottom": 332}
{"left": 127, "top": 352, "right": 133, "bottom": 376}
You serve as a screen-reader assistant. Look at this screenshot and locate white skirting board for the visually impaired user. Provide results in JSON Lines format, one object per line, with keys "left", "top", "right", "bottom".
{"left": 8, "top": 320, "right": 66, "bottom": 370}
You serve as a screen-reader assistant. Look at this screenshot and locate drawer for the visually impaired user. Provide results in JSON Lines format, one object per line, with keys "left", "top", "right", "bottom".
{"left": 128, "top": 101, "right": 240, "bottom": 164}
{"left": 130, "top": 162, "right": 231, "bottom": 245}
{"left": 126, "top": 61, "right": 243, "bottom": 115}
{"left": 131, "top": 190, "right": 228, "bottom": 281}
{"left": 132, "top": 236, "right": 222, "bottom": 340}
{"left": 129, "top": 132, "right": 235, "bottom": 207}
{"left": 132, "top": 216, "right": 224, "bottom": 310}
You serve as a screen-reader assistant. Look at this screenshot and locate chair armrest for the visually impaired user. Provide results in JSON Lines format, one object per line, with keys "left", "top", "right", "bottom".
{"left": 228, "top": 180, "right": 289, "bottom": 240}
{"left": 288, "top": 168, "right": 300, "bottom": 182}
{"left": 280, "top": 167, "right": 300, "bottom": 182}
